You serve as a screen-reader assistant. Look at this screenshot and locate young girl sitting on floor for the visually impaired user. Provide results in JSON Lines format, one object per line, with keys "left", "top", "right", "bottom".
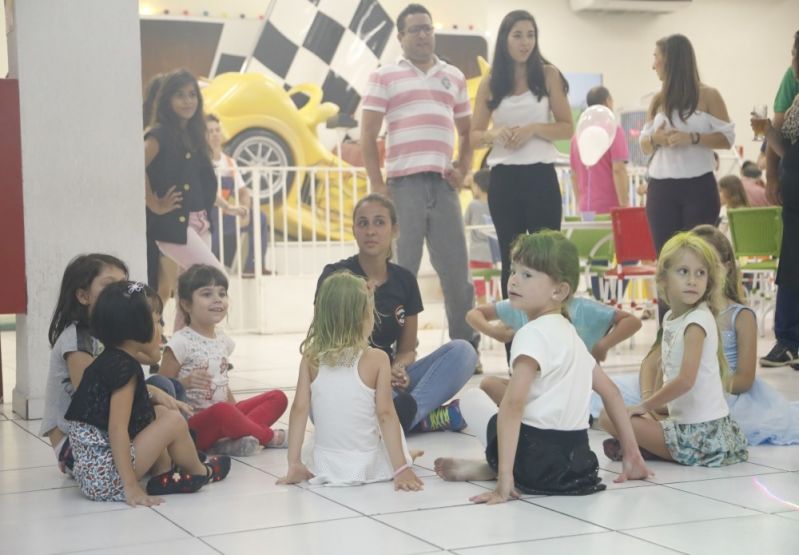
{"left": 65, "top": 281, "right": 230, "bottom": 506}
{"left": 435, "top": 231, "right": 651, "bottom": 503}
{"left": 467, "top": 292, "right": 641, "bottom": 405}
{"left": 157, "top": 264, "right": 288, "bottom": 456}
{"left": 278, "top": 271, "right": 424, "bottom": 489}
{"left": 600, "top": 225, "right": 799, "bottom": 445}
{"left": 600, "top": 232, "right": 749, "bottom": 466}
{"left": 41, "top": 254, "right": 129, "bottom": 475}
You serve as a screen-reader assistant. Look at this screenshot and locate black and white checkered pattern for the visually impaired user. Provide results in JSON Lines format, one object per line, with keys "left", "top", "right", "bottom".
{"left": 214, "top": 0, "right": 396, "bottom": 116}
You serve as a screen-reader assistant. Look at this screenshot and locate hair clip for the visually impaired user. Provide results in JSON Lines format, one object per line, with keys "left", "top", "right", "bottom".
{"left": 127, "top": 282, "right": 145, "bottom": 295}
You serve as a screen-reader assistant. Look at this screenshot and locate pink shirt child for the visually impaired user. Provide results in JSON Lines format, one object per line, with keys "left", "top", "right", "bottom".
{"left": 569, "top": 125, "right": 629, "bottom": 214}
{"left": 741, "top": 176, "right": 770, "bottom": 207}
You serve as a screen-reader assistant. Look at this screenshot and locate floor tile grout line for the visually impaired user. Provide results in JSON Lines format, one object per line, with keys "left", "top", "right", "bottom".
{"left": 447, "top": 529, "right": 684, "bottom": 554}
{"left": 197, "top": 514, "right": 366, "bottom": 540}
{"left": 617, "top": 512, "right": 783, "bottom": 533}
{"left": 363, "top": 513, "right": 447, "bottom": 553}
{"left": 614, "top": 529, "right": 691, "bottom": 554}
{"left": 659, "top": 480, "right": 778, "bottom": 514}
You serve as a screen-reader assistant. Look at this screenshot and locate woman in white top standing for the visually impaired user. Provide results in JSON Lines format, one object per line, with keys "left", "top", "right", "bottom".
{"left": 640, "top": 34, "right": 735, "bottom": 256}
{"left": 471, "top": 10, "right": 573, "bottom": 300}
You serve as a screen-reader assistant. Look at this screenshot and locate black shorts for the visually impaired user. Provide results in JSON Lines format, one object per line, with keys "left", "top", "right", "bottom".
{"left": 485, "top": 415, "right": 605, "bottom": 496}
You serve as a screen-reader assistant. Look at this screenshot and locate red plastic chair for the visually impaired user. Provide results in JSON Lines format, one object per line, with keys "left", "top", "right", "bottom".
{"left": 601, "top": 207, "right": 658, "bottom": 311}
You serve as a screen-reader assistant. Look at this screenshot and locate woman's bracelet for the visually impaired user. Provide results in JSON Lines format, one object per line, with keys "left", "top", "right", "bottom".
{"left": 691, "top": 132, "right": 700, "bottom": 145}
{"left": 393, "top": 463, "right": 411, "bottom": 477}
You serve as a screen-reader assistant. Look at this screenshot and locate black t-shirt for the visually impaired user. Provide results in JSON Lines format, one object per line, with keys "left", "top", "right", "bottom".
{"left": 316, "top": 256, "right": 424, "bottom": 360}
{"left": 65, "top": 348, "right": 156, "bottom": 439}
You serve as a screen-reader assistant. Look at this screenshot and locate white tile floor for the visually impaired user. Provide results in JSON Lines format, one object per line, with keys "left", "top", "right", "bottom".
{"left": 1, "top": 320, "right": 799, "bottom": 554}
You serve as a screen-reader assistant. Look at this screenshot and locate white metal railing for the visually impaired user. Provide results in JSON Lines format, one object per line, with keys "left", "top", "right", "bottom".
{"left": 214, "top": 163, "right": 651, "bottom": 331}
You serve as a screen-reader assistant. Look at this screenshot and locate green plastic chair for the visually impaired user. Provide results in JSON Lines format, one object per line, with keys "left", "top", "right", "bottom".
{"left": 727, "top": 206, "right": 783, "bottom": 335}
{"left": 568, "top": 227, "right": 614, "bottom": 297}
{"left": 727, "top": 206, "right": 782, "bottom": 269}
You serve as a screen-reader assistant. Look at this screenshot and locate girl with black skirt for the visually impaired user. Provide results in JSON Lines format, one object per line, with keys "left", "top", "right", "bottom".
{"left": 433, "top": 231, "right": 651, "bottom": 501}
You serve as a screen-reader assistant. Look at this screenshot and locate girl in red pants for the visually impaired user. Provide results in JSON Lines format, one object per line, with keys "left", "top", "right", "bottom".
{"left": 157, "top": 264, "right": 288, "bottom": 455}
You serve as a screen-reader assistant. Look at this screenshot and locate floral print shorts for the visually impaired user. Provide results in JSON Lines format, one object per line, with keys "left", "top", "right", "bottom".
{"left": 661, "top": 415, "right": 749, "bottom": 467}
{"left": 68, "top": 421, "right": 136, "bottom": 501}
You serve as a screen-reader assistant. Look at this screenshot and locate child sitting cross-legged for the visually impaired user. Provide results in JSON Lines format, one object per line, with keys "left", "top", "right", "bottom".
{"left": 65, "top": 281, "right": 230, "bottom": 506}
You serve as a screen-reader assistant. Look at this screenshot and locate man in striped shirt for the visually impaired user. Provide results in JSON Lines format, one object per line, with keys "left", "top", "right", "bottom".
{"left": 361, "top": 3, "right": 478, "bottom": 348}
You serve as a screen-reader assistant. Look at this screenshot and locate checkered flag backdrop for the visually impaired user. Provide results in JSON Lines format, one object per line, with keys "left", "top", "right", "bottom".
{"left": 213, "top": 0, "right": 396, "bottom": 117}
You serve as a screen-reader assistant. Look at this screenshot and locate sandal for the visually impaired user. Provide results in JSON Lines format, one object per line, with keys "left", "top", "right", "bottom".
{"left": 267, "top": 429, "right": 289, "bottom": 449}
{"left": 602, "top": 438, "right": 662, "bottom": 462}
{"left": 204, "top": 455, "right": 232, "bottom": 483}
{"left": 146, "top": 468, "right": 207, "bottom": 495}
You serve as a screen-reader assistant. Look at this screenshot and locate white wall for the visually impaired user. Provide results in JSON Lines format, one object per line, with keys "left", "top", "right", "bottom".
{"left": 486, "top": 0, "right": 796, "bottom": 161}
{"left": 9, "top": 0, "right": 146, "bottom": 418}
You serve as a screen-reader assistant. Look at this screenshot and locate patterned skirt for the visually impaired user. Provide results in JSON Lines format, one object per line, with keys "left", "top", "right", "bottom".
{"left": 485, "top": 415, "right": 605, "bottom": 496}
{"left": 68, "top": 421, "right": 136, "bottom": 502}
{"left": 660, "top": 415, "right": 749, "bottom": 467}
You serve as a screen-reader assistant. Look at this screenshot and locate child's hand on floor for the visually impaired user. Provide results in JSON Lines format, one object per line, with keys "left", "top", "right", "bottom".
{"left": 276, "top": 462, "right": 314, "bottom": 485}
{"left": 394, "top": 467, "right": 424, "bottom": 492}
{"left": 469, "top": 477, "right": 519, "bottom": 505}
{"left": 124, "top": 483, "right": 163, "bottom": 508}
{"left": 616, "top": 450, "right": 655, "bottom": 483}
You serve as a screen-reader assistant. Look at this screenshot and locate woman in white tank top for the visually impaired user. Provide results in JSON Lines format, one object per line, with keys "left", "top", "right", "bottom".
{"left": 470, "top": 10, "right": 573, "bottom": 301}
{"left": 639, "top": 34, "right": 735, "bottom": 258}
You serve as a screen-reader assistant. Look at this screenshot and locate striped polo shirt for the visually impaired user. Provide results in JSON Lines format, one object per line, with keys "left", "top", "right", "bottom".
{"left": 362, "top": 57, "right": 471, "bottom": 179}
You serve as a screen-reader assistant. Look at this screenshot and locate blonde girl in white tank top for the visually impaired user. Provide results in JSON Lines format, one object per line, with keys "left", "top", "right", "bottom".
{"left": 277, "top": 272, "right": 424, "bottom": 489}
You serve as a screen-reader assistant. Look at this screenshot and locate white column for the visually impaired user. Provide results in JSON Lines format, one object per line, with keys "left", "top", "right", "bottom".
{"left": 8, "top": 0, "right": 146, "bottom": 418}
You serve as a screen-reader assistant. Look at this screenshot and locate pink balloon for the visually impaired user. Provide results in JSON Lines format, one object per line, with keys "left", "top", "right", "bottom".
{"left": 575, "top": 105, "right": 617, "bottom": 167}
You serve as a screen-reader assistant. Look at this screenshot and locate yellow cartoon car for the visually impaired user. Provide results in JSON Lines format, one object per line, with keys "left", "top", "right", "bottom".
{"left": 203, "top": 72, "right": 366, "bottom": 241}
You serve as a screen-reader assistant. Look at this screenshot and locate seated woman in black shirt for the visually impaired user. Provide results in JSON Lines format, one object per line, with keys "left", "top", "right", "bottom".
{"left": 65, "top": 282, "right": 230, "bottom": 505}
{"left": 317, "top": 194, "right": 477, "bottom": 432}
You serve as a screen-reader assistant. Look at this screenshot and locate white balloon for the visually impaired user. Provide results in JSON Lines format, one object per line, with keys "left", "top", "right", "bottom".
{"left": 577, "top": 126, "right": 612, "bottom": 166}
{"left": 575, "top": 105, "right": 617, "bottom": 167}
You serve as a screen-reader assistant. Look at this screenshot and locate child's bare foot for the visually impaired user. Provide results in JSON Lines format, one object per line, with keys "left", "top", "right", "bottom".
{"left": 434, "top": 457, "right": 496, "bottom": 482}
{"left": 410, "top": 449, "right": 424, "bottom": 461}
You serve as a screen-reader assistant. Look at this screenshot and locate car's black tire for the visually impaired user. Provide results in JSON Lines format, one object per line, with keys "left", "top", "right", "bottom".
{"left": 225, "top": 129, "right": 295, "bottom": 204}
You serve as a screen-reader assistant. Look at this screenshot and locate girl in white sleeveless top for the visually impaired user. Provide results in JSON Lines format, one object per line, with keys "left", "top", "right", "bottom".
{"left": 277, "top": 272, "right": 423, "bottom": 489}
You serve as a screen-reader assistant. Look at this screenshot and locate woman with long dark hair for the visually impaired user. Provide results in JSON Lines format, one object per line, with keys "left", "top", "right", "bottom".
{"left": 470, "top": 10, "right": 573, "bottom": 299}
{"left": 640, "top": 34, "right": 734, "bottom": 254}
{"left": 144, "top": 68, "right": 226, "bottom": 328}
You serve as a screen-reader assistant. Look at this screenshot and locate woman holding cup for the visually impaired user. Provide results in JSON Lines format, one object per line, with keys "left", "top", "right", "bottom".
{"left": 755, "top": 30, "right": 799, "bottom": 369}
{"left": 639, "top": 34, "right": 734, "bottom": 255}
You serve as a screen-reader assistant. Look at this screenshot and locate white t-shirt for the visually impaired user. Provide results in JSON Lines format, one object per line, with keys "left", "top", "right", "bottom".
{"left": 661, "top": 303, "right": 729, "bottom": 424}
{"left": 509, "top": 314, "right": 594, "bottom": 430}
{"left": 167, "top": 327, "right": 235, "bottom": 410}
